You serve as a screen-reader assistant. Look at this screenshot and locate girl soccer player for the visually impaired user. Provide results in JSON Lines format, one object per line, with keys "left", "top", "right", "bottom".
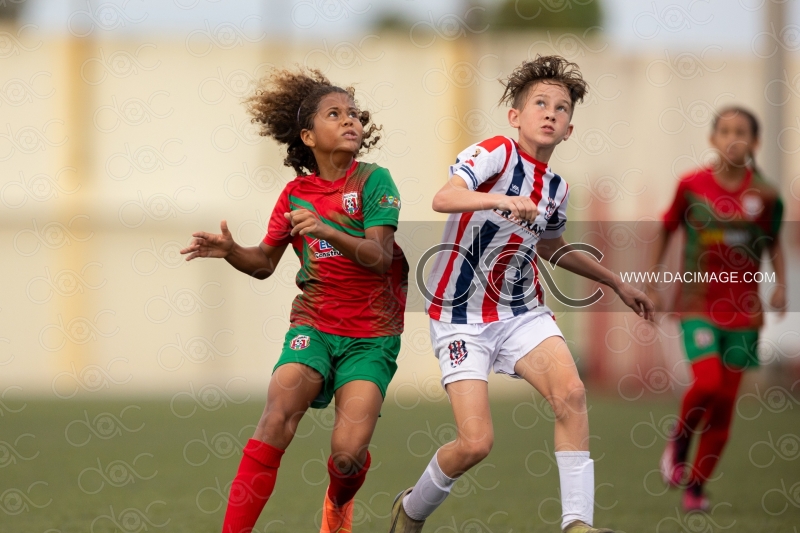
{"left": 181, "top": 68, "right": 408, "bottom": 533}
{"left": 653, "top": 107, "right": 786, "bottom": 512}
{"left": 388, "top": 56, "right": 654, "bottom": 533}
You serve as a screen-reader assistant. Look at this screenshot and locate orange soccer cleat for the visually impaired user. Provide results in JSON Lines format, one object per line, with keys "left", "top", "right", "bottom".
{"left": 320, "top": 489, "right": 354, "bottom": 533}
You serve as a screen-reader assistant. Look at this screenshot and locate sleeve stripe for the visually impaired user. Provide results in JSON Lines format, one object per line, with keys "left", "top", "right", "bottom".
{"left": 545, "top": 220, "right": 566, "bottom": 231}
{"left": 460, "top": 165, "right": 478, "bottom": 189}
{"left": 548, "top": 174, "right": 562, "bottom": 199}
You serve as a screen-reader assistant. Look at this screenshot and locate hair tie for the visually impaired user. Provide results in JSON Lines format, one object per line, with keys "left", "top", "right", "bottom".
{"left": 296, "top": 104, "right": 302, "bottom": 126}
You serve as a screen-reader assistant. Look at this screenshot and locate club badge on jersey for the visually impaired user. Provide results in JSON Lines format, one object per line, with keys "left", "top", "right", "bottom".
{"left": 448, "top": 340, "right": 468, "bottom": 367}
{"left": 343, "top": 192, "right": 359, "bottom": 215}
{"left": 742, "top": 194, "right": 764, "bottom": 219}
{"left": 544, "top": 197, "right": 557, "bottom": 220}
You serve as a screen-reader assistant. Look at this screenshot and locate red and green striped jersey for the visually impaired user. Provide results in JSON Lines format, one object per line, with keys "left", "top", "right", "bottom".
{"left": 263, "top": 161, "right": 408, "bottom": 337}
{"left": 663, "top": 167, "right": 783, "bottom": 329}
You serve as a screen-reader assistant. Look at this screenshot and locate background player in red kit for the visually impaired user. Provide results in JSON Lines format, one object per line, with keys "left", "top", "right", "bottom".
{"left": 650, "top": 107, "right": 786, "bottom": 512}
{"left": 181, "top": 68, "right": 408, "bottom": 533}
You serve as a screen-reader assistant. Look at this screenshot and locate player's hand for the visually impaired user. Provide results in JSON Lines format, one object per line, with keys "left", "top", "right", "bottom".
{"left": 496, "top": 195, "right": 538, "bottom": 221}
{"left": 770, "top": 284, "right": 787, "bottom": 318}
{"left": 616, "top": 281, "right": 655, "bottom": 321}
{"left": 286, "top": 209, "right": 329, "bottom": 238}
{"left": 180, "top": 220, "right": 235, "bottom": 261}
{"left": 645, "top": 284, "right": 662, "bottom": 313}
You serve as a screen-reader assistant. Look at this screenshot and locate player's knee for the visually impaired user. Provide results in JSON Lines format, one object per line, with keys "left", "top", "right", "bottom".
{"left": 330, "top": 452, "right": 358, "bottom": 475}
{"left": 702, "top": 425, "right": 730, "bottom": 449}
{"left": 260, "top": 406, "right": 294, "bottom": 440}
{"left": 695, "top": 376, "right": 720, "bottom": 398}
{"left": 690, "top": 367, "right": 723, "bottom": 399}
{"left": 329, "top": 444, "right": 368, "bottom": 474}
{"left": 458, "top": 435, "right": 494, "bottom": 466}
{"left": 549, "top": 379, "right": 587, "bottom": 420}
{"left": 709, "top": 393, "right": 732, "bottom": 413}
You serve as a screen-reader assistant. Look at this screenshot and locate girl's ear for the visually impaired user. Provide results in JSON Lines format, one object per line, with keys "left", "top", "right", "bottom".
{"left": 300, "top": 128, "right": 315, "bottom": 148}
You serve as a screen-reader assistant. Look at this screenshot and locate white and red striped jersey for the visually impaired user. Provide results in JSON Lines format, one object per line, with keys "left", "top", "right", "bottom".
{"left": 425, "top": 135, "right": 569, "bottom": 324}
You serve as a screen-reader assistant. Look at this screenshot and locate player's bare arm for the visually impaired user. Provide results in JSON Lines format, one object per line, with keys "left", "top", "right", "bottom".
{"left": 648, "top": 225, "right": 673, "bottom": 274}
{"left": 643, "top": 225, "right": 675, "bottom": 310}
{"left": 432, "top": 175, "right": 538, "bottom": 221}
{"left": 180, "top": 219, "right": 287, "bottom": 280}
{"left": 537, "top": 235, "right": 655, "bottom": 321}
{"left": 286, "top": 209, "right": 395, "bottom": 275}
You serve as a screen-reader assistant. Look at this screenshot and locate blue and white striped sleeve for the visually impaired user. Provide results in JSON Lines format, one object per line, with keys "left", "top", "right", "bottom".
{"left": 542, "top": 185, "right": 569, "bottom": 239}
{"left": 448, "top": 136, "right": 510, "bottom": 191}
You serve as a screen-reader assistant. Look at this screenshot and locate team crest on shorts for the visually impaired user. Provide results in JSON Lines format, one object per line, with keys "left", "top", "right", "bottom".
{"left": 693, "top": 328, "right": 713, "bottom": 349}
{"left": 448, "top": 339, "right": 468, "bottom": 368}
{"left": 290, "top": 335, "right": 310, "bottom": 350}
{"left": 343, "top": 192, "right": 359, "bottom": 215}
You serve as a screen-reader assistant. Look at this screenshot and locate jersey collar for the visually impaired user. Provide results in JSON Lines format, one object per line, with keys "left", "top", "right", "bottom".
{"left": 306, "top": 160, "right": 358, "bottom": 189}
{"left": 710, "top": 166, "right": 752, "bottom": 194}
{"left": 512, "top": 139, "right": 549, "bottom": 172}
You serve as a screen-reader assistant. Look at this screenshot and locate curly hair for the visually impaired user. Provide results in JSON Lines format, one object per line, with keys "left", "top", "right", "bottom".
{"left": 499, "top": 55, "right": 588, "bottom": 111}
{"left": 245, "top": 68, "right": 380, "bottom": 176}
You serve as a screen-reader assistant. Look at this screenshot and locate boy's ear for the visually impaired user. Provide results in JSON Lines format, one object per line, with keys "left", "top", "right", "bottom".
{"left": 508, "top": 107, "right": 520, "bottom": 129}
{"left": 300, "top": 128, "right": 315, "bottom": 148}
{"left": 562, "top": 123, "right": 574, "bottom": 142}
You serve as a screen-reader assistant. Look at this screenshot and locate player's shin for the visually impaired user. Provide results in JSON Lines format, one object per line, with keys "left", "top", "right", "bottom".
{"left": 402, "top": 450, "right": 457, "bottom": 521}
{"left": 327, "top": 452, "right": 372, "bottom": 506}
{"left": 320, "top": 452, "right": 371, "bottom": 533}
{"left": 222, "top": 439, "right": 284, "bottom": 533}
{"left": 556, "top": 451, "right": 595, "bottom": 530}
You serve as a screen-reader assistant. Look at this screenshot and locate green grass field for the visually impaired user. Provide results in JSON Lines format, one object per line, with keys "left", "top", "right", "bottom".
{"left": 2, "top": 392, "right": 798, "bottom": 532}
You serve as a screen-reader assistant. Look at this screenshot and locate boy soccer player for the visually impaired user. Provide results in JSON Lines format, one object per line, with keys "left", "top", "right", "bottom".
{"left": 388, "top": 56, "right": 654, "bottom": 533}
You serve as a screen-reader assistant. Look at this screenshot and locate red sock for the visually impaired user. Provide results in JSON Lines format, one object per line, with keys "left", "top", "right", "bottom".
{"left": 326, "top": 452, "right": 371, "bottom": 506}
{"left": 689, "top": 365, "right": 743, "bottom": 486}
{"left": 672, "top": 357, "right": 723, "bottom": 463}
{"left": 222, "top": 439, "right": 285, "bottom": 533}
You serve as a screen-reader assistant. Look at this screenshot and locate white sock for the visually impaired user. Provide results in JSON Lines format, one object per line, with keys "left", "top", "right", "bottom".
{"left": 555, "top": 451, "right": 594, "bottom": 530}
{"left": 402, "top": 451, "right": 457, "bottom": 521}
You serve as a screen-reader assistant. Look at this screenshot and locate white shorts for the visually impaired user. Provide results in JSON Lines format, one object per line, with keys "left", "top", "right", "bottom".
{"left": 430, "top": 307, "right": 564, "bottom": 387}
